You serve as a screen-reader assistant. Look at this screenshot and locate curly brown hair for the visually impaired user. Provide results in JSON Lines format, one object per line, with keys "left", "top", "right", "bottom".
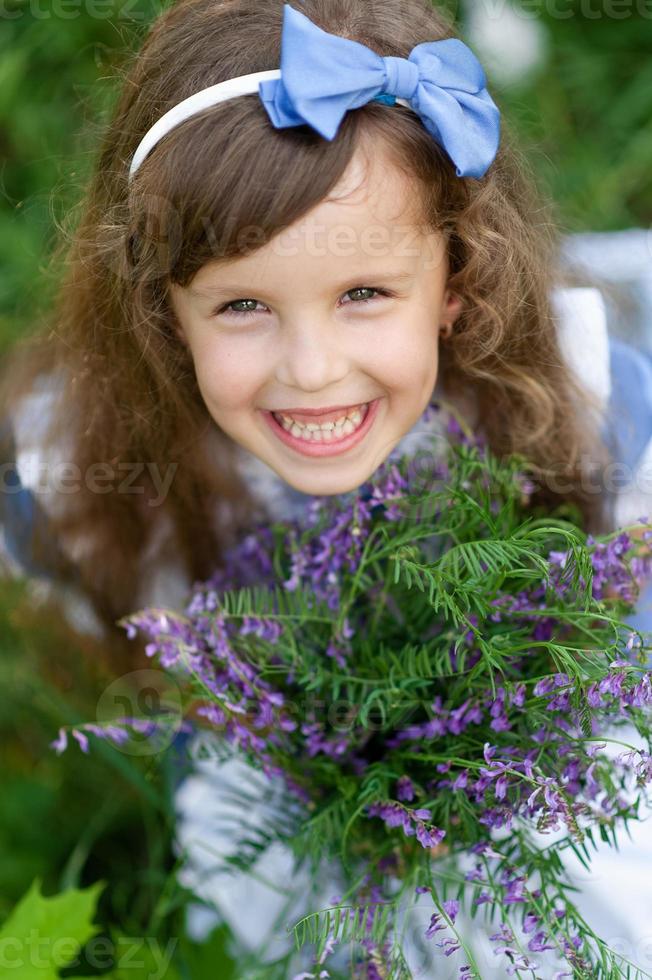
{"left": 0, "top": 0, "right": 613, "bottom": 659}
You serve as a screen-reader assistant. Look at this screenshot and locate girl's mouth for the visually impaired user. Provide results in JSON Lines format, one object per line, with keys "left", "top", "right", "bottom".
{"left": 262, "top": 399, "right": 382, "bottom": 458}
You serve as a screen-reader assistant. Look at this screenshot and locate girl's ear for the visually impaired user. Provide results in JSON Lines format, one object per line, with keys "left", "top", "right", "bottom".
{"left": 444, "top": 289, "right": 464, "bottom": 323}
{"left": 440, "top": 289, "right": 464, "bottom": 339}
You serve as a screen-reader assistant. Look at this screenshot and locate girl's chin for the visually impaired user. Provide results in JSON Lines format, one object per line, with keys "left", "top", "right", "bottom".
{"left": 270, "top": 458, "right": 378, "bottom": 497}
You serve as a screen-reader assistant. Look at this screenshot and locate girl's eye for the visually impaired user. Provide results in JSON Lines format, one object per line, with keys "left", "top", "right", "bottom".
{"left": 343, "top": 287, "right": 390, "bottom": 306}
{"left": 216, "top": 299, "right": 265, "bottom": 318}
{"left": 214, "top": 287, "right": 391, "bottom": 320}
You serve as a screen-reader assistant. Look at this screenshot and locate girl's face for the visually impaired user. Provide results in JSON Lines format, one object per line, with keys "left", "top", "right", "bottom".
{"left": 170, "top": 144, "right": 462, "bottom": 497}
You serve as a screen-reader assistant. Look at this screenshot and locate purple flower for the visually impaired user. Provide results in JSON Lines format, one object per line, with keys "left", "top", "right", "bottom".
{"left": 453, "top": 770, "right": 469, "bottom": 791}
{"left": 50, "top": 728, "right": 68, "bottom": 755}
{"left": 416, "top": 822, "right": 446, "bottom": 849}
{"left": 442, "top": 938, "right": 461, "bottom": 956}
{"left": 426, "top": 913, "right": 446, "bottom": 939}
{"left": 413, "top": 808, "right": 432, "bottom": 821}
{"left": 495, "top": 774, "right": 509, "bottom": 800}
{"left": 489, "top": 922, "right": 515, "bottom": 945}
{"left": 528, "top": 931, "right": 555, "bottom": 952}
{"left": 443, "top": 899, "right": 460, "bottom": 923}
{"left": 397, "top": 776, "right": 415, "bottom": 802}
{"left": 71, "top": 730, "right": 90, "bottom": 754}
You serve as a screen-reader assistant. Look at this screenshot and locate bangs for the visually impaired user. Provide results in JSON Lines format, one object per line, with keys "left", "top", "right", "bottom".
{"left": 129, "top": 98, "right": 369, "bottom": 286}
{"left": 126, "top": 99, "right": 454, "bottom": 287}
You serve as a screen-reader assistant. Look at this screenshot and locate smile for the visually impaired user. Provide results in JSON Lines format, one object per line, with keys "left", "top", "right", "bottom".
{"left": 263, "top": 399, "right": 382, "bottom": 458}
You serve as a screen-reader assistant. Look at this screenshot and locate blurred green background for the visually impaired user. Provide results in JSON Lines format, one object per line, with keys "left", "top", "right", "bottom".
{"left": 1, "top": 0, "right": 651, "bottom": 974}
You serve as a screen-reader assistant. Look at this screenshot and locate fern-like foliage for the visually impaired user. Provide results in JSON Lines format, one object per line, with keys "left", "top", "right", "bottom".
{"left": 117, "top": 410, "right": 652, "bottom": 980}
{"left": 291, "top": 902, "right": 396, "bottom": 952}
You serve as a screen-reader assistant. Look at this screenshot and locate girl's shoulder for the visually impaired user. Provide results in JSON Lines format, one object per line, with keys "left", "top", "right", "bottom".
{"left": 552, "top": 286, "right": 652, "bottom": 528}
{"left": 552, "top": 287, "right": 612, "bottom": 413}
{"left": 0, "top": 384, "right": 107, "bottom": 637}
{"left": 605, "top": 334, "right": 652, "bottom": 529}
{"left": 0, "top": 371, "right": 190, "bottom": 637}
{"left": 0, "top": 372, "right": 69, "bottom": 578}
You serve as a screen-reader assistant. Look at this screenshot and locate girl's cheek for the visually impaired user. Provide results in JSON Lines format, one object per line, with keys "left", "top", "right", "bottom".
{"left": 374, "top": 329, "right": 439, "bottom": 391}
{"left": 193, "top": 336, "right": 268, "bottom": 412}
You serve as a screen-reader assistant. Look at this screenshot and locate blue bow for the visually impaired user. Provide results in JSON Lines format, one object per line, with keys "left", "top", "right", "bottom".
{"left": 259, "top": 4, "right": 501, "bottom": 180}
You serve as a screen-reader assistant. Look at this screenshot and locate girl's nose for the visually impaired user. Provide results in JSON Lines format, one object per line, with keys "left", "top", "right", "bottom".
{"left": 273, "top": 319, "right": 350, "bottom": 393}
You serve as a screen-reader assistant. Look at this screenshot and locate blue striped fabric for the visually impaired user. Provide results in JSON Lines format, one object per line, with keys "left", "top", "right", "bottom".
{"left": 605, "top": 335, "right": 652, "bottom": 474}
{"left": 0, "top": 416, "right": 47, "bottom": 578}
{"left": 602, "top": 336, "right": 652, "bottom": 635}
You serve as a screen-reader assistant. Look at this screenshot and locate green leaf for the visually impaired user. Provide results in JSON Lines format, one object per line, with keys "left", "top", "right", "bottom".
{"left": 96, "top": 935, "right": 181, "bottom": 980}
{"left": 175, "top": 926, "right": 236, "bottom": 980}
{"left": 0, "top": 878, "right": 104, "bottom": 979}
{"left": 67, "top": 924, "right": 236, "bottom": 980}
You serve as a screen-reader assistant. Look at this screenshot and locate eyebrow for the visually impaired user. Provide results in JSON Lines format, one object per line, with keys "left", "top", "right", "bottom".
{"left": 188, "top": 270, "right": 416, "bottom": 298}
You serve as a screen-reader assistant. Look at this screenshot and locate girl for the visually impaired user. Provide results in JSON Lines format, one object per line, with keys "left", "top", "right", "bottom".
{"left": 3, "top": 0, "right": 652, "bottom": 972}
{"left": 0, "top": 0, "right": 620, "bottom": 651}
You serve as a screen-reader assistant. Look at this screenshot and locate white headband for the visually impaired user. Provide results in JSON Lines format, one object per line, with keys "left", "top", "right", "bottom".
{"left": 129, "top": 69, "right": 411, "bottom": 180}
{"left": 130, "top": 70, "right": 278, "bottom": 178}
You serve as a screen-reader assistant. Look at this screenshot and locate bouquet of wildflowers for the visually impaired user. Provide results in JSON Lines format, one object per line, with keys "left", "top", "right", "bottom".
{"left": 59, "top": 405, "right": 652, "bottom": 979}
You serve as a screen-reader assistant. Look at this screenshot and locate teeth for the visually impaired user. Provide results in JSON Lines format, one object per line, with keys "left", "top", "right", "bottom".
{"left": 274, "top": 404, "right": 368, "bottom": 442}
